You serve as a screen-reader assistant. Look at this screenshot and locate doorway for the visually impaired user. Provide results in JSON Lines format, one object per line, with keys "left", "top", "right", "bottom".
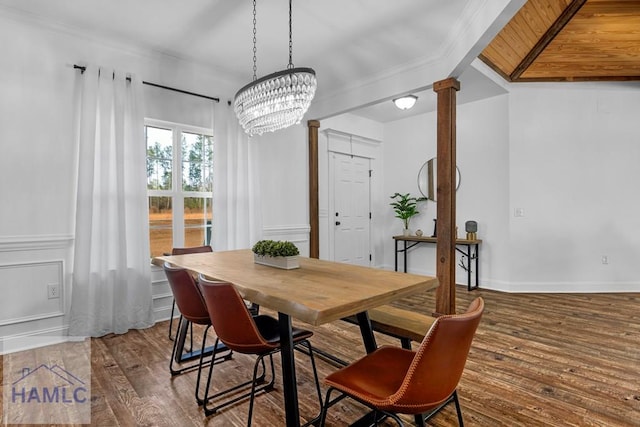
{"left": 330, "top": 152, "right": 371, "bottom": 266}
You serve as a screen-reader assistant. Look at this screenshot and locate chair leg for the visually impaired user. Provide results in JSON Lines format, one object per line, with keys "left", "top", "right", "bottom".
{"left": 452, "top": 390, "right": 464, "bottom": 426}
{"left": 318, "top": 387, "right": 336, "bottom": 427}
{"left": 385, "top": 412, "right": 404, "bottom": 426}
{"left": 194, "top": 326, "right": 211, "bottom": 405}
{"left": 170, "top": 319, "right": 231, "bottom": 378}
{"left": 422, "top": 390, "right": 463, "bottom": 426}
{"left": 188, "top": 320, "right": 194, "bottom": 352}
{"left": 202, "top": 351, "right": 276, "bottom": 417}
{"left": 247, "top": 353, "right": 273, "bottom": 427}
{"left": 168, "top": 299, "right": 176, "bottom": 340}
{"left": 299, "top": 340, "right": 324, "bottom": 411}
{"left": 168, "top": 315, "right": 184, "bottom": 375}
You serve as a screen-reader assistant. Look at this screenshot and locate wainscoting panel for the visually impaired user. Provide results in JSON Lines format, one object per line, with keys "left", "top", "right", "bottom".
{"left": 0, "top": 260, "right": 64, "bottom": 326}
{"left": 150, "top": 263, "right": 173, "bottom": 322}
{"left": 262, "top": 225, "right": 310, "bottom": 257}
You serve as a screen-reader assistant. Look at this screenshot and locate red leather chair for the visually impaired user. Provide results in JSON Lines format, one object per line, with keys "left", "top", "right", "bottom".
{"left": 319, "top": 297, "right": 484, "bottom": 426}
{"left": 164, "top": 262, "right": 235, "bottom": 407}
{"left": 168, "top": 246, "right": 259, "bottom": 340}
{"left": 167, "top": 245, "right": 213, "bottom": 340}
{"left": 198, "top": 276, "right": 323, "bottom": 424}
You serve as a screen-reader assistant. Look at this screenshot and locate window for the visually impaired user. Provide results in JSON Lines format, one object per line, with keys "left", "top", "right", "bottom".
{"left": 145, "top": 120, "right": 213, "bottom": 257}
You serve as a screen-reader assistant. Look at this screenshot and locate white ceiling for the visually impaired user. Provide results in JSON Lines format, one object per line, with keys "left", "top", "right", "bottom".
{"left": 0, "top": 0, "right": 520, "bottom": 122}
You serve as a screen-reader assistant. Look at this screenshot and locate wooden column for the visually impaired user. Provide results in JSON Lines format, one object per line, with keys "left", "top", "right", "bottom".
{"left": 308, "top": 120, "right": 320, "bottom": 259}
{"left": 433, "top": 78, "right": 460, "bottom": 315}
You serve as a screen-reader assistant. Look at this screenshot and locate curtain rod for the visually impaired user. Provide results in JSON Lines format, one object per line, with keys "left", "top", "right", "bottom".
{"left": 73, "top": 65, "right": 220, "bottom": 103}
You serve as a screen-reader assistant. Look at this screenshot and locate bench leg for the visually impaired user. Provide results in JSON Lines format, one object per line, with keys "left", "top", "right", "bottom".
{"left": 400, "top": 337, "right": 412, "bottom": 350}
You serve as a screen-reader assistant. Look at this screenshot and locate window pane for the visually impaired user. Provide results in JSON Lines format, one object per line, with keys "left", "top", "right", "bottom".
{"left": 146, "top": 126, "right": 173, "bottom": 190}
{"left": 149, "top": 196, "right": 173, "bottom": 257}
{"left": 184, "top": 197, "right": 213, "bottom": 247}
{"left": 182, "top": 132, "right": 213, "bottom": 192}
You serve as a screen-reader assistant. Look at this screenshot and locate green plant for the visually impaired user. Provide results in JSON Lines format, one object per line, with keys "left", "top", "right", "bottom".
{"left": 251, "top": 240, "right": 300, "bottom": 257}
{"left": 389, "top": 192, "right": 425, "bottom": 229}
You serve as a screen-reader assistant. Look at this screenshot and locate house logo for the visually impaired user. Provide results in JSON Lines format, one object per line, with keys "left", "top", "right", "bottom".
{"left": 3, "top": 360, "right": 91, "bottom": 425}
{"left": 11, "top": 364, "right": 88, "bottom": 405}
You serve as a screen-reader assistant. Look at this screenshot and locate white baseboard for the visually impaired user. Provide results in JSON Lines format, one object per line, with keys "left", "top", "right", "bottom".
{"left": 1, "top": 325, "right": 69, "bottom": 354}
{"left": 380, "top": 263, "right": 640, "bottom": 293}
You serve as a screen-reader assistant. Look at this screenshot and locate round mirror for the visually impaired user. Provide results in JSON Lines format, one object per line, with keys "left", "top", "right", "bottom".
{"left": 417, "top": 157, "right": 461, "bottom": 201}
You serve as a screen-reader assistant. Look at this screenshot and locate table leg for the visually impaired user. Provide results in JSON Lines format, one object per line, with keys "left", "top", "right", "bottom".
{"left": 355, "top": 311, "right": 377, "bottom": 353}
{"left": 278, "top": 312, "right": 300, "bottom": 427}
{"left": 174, "top": 318, "right": 190, "bottom": 363}
{"left": 349, "top": 311, "right": 383, "bottom": 426}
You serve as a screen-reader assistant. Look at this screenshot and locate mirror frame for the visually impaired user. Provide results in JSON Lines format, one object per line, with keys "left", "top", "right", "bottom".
{"left": 417, "top": 157, "right": 461, "bottom": 201}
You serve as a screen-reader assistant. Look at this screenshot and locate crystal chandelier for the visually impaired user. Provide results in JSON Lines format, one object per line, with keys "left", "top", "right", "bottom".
{"left": 234, "top": 0, "right": 317, "bottom": 136}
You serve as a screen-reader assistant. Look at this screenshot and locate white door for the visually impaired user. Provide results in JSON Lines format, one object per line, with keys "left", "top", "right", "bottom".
{"left": 332, "top": 153, "right": 371, "bottom": 266}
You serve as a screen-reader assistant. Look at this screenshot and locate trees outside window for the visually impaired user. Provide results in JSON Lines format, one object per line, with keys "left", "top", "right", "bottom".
{"left": 145, "top": 120, "right": 213, "bottom": 257}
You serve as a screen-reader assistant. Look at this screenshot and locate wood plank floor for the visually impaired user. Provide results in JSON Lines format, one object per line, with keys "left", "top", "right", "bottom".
{"left": 2, "top": 287, "right": 639, "bottom": 426}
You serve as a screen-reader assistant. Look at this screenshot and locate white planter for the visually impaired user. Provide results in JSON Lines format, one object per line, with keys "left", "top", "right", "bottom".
{"left": 253, "top": 254, "right": 300, "bottom": 270}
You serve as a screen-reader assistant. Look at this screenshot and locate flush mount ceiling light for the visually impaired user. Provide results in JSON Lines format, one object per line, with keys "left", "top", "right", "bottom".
{"left": 234, "top": 0, "right": 317, "bottom": 137}
{"left": 393, "top": 95, "right": 418, "bottom": 110}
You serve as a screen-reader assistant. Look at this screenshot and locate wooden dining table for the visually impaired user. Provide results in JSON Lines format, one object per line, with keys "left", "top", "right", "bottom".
{"left": 153, "top": 249, "right": 438, "bottom": 427}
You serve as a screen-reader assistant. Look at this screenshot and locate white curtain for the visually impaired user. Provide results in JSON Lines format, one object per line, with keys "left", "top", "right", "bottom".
{"left": 212, "top": 102, "right": 262, "bottom": 250}
{"left": 69, "top": 65, "right": 154, "bottom": 337}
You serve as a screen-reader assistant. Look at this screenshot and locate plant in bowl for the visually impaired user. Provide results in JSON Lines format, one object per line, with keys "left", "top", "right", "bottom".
{"left": 390, "top": 192, "right": 425, "bottom": 235}
{"left": 252, "top": 240, "right": 300, "bottom": 269}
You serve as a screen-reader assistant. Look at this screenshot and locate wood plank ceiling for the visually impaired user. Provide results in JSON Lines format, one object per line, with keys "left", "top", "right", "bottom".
{"left": 480, "top": 0, "right": 640, "bottom": 81}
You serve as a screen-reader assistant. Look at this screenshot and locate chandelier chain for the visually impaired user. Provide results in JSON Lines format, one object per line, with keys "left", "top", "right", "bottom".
{"left": 233, "top": 0, "right": 316, "bottom": 136}
{"left": 252, "top": 0, "right": 257, "bottom": 80}
{"left": 288, "top": 0, "right": 293, "bottom": 69}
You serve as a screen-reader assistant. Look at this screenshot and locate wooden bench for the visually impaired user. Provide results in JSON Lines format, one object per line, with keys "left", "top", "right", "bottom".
{"left": 312, "top": 305, "right": 436, "bottom": 367}
{"left": 344, "top": 305, "right": 436, "bottom": 349}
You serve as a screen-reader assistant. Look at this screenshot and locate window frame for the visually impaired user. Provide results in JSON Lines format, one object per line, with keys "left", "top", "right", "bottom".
{"left": 145, "top": 118, "right": 214, "bottom": 251}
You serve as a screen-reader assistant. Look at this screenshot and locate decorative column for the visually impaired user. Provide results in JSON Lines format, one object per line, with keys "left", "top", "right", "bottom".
{"left": 308, "top": 120, "right": 320, "bottom": 259}
{"left": 433, "top": 78, "right": 460, "bottom": 315}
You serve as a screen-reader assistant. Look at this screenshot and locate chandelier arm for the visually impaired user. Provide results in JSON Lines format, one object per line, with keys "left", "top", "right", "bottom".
{"left": 288, "top": 0, "right": 293, "bottom": 69}
{"left": 252, "top": 0, "right": 257, "bottom": 80}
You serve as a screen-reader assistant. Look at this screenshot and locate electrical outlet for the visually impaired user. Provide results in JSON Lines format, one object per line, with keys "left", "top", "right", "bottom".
{"left": 601, "top": 255, "right": 609, "bottom": 265}
{"left": 47, "top": 283, "right": 60, "bottom": 299}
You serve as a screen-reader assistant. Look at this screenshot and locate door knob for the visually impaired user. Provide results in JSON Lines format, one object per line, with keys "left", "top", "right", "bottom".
{"left": 335, "top": 221, "right": 341, "bottom": 226}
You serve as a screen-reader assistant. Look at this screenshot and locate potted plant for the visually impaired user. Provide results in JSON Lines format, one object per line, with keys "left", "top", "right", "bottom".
{"left": 389, "top": 192, "right": 425, "bottom": 236}
{"left": 252, "top": 239, "right": 300, "bottom": 269}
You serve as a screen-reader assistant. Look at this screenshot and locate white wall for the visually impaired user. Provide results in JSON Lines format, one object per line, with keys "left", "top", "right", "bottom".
{"left": 382, "top": 94, "right": 511, "bottom": 287}
{"left": 508, "top": 83, "right": 640, "bottom": 292}
{"left": 381, "top": 81, "right": 640, "bottom": 293}
{"left": 255, "top": 124, "right": 311, "bottom": 255}
{"left": 0, "top": 12, "right": 241, "bottom": 350}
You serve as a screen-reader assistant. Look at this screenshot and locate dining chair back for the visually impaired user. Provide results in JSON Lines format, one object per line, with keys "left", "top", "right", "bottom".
{"left": 199, "top": 279, "right": 277, "bottom": 354}
{"left": 171, "top": 245, "right": 213, "bottom": 255}
{"left": 167, "top": 245, "right": 213, "bottom": 339}
{"left": 320, "top": 297, "right": 484, "bottom": 426}
{"left": 164, "top": 262, "right": 210, "bottom": 326}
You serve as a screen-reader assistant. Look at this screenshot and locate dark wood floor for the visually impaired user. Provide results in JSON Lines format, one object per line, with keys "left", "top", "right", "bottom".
{"left": 2, "top": 287, "right": 639, "bottom": 426}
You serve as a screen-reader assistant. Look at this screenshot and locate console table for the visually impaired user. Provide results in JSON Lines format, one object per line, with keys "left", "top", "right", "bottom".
{"left": 393, "top": 235, "right": 481, "bottom": 291}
